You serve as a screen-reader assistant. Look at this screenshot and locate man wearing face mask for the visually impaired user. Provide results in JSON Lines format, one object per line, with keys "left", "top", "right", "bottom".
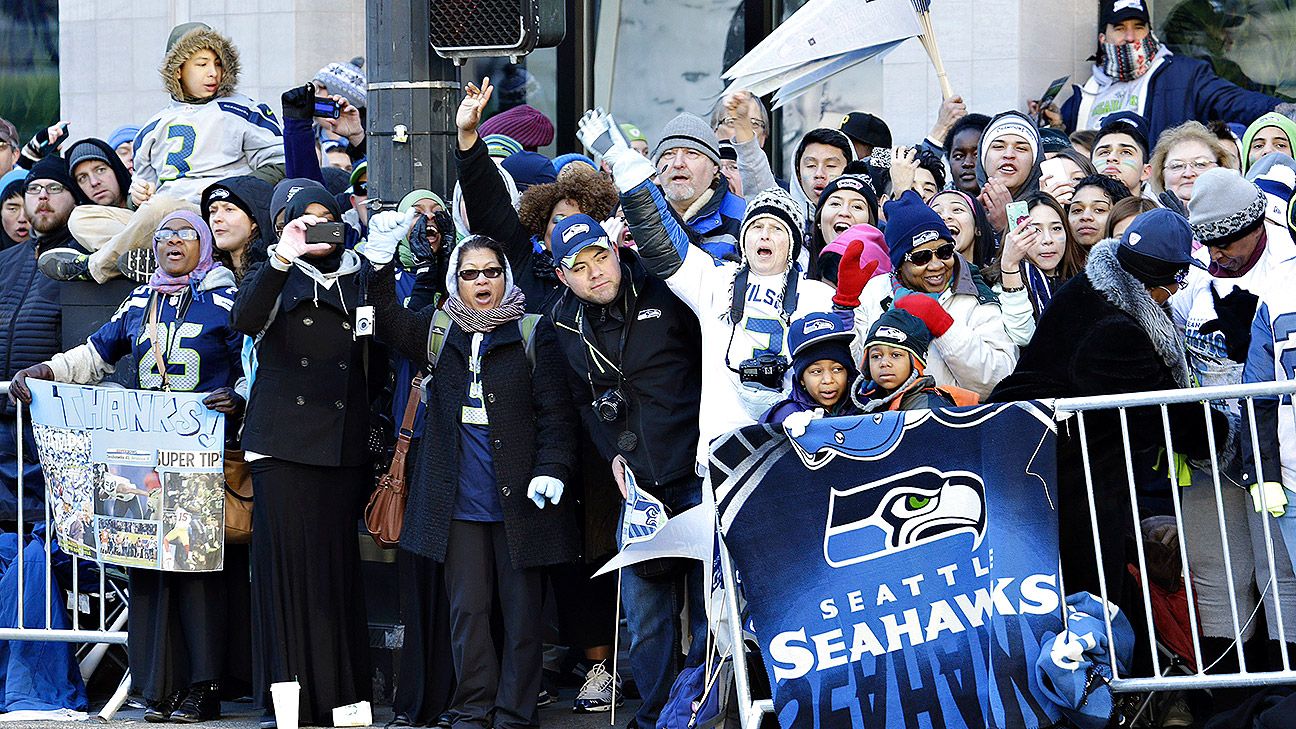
{"left": 1059, "top": 0, "right": 1292, "bottom": 144}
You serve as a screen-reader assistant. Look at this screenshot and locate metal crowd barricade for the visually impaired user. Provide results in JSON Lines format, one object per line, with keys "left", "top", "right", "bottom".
{"left": 0, "top": 382, "right": 132, "bottom": 719}
{"left": 1058, "top": 378, "right": 1296, "bottom": 692}
{"left": 718, "top": 379, "right": 1296, "bottom": 729}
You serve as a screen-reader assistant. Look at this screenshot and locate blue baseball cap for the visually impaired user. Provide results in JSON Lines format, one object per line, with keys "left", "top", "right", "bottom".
{"left": 1119, "top": 208, "right": 1207, "bottom": 270}
{"left": 787, "top": 312, "right": 854, "bottom": 357}
{"left": 551, "top": 214, "right": 612, "bottom": 268}
{"left": 1096, "top": 111, "right": 1150, "bottom": 157}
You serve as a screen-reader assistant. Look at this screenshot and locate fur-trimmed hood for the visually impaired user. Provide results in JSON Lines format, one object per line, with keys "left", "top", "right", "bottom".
{"left": 1084, "top": 239, "right": 1190, "bottom": 387}
{"left": 161, "top": 24, "right": 240, "bottom": 103}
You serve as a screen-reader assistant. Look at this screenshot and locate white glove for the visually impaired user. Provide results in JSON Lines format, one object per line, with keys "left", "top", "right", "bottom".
{"left": 578, "top": 108, "right": 655, "bottom": 193}
{"left": 527, "top": 475, "right": 564, "bottom": 509}
{"left": 363, "top": 209, "right": 416, "bottom": 266}
{"left": 1251, "top": 481, "right": 1291, "bottom": 517}
{"left": 601, "top": 216, "right": 627, "bottom": 247}
{"left": 782, "top": 408, "right": 825, "bottom": 439}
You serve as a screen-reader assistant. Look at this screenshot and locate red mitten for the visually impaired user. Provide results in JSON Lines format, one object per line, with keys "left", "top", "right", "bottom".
{"left": 895, "top": 294, "right": 954, "bottom": 337}
{"left": 832, "top": 241, "right": 879, "bottom": 309}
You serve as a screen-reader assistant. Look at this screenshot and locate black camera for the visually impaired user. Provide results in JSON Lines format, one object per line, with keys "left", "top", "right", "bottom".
{"left": 592, "top": 388, "right": 626, "bottom": 422}
{"left": 738, "top": 354, "right": 789, "bottom": 390}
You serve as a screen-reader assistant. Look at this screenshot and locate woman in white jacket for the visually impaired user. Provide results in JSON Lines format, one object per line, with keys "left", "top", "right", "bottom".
{"left": 853, "top": 191, "right": 1017, "bottom": 398}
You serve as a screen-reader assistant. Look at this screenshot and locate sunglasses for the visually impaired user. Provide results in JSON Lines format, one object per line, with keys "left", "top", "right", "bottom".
{"left": 353, "top": 181, "right": 367, "bottom": 196}
{"left": 153, "top": 228, "right": 201, "bottom": 243}
{"left": 904, "top": 242, "right": 956, "bottom": 266}
{"left": 457, "top": 266, "right": 504, "bottom": 281}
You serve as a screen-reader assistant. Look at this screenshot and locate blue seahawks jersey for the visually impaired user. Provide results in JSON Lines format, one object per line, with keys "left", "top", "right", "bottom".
{"left": 90, "top": 284, "right": 243, "bottom": 393}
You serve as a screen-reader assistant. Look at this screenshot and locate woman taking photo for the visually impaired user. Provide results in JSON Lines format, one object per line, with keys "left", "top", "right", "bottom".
{"left": 11, "top": 212, "right": 244, "bottom": 723}
{"left": 230, "top": 188, "right": 374, "bottom": 728}
{"left": 994, "top": 193, "right": 1087, "bottom": 345}
{"left": 363, "top": 231, "right": 579, "bottom": 729}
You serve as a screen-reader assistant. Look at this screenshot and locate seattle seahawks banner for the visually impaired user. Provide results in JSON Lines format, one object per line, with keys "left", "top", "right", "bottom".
{"left": 710, "top": 403, "right": 1063, "bottom": 728}
{"left": 26, "top": 381, "right": 228, "bottom": 572}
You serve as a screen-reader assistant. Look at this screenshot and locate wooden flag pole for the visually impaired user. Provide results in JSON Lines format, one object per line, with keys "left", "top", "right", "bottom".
{"left": 913, "top": 7, "right": 953, "bottom": 100}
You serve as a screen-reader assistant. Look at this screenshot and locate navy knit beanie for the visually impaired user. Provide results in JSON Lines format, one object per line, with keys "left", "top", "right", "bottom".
{"left": 882, "top": 190, "right": 953, "bottom": 269}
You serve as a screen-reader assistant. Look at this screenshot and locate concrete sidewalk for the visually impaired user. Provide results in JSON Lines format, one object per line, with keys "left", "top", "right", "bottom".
{"left": 0, "top": 694, "right": 638, "bottom": 729}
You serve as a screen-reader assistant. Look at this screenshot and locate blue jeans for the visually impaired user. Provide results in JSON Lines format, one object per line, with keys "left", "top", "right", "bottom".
{"left": 0, "top": 415, "right": 45, "bottom": 526}
{"left": 619, "top": 476, "right": 708, "bottom": 729}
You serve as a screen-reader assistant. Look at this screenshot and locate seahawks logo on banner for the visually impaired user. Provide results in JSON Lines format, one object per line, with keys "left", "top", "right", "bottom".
{"left": 710, "top": 402, "right": 1064, "bottom": 729}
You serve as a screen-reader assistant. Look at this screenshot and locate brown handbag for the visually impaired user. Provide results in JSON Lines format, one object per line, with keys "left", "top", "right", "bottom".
{"left": 149, "top": 293, "right": 254, "bottom": 544}
{"left": 365, "top": 375, "right": 424, "bottom": 548}
{"left": 223, "top": 450, "right": 254, "bottom": 544}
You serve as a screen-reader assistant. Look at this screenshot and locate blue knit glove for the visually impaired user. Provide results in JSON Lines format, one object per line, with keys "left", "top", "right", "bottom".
{"left": 527, "top": 476, "right": 564, "bottom": 509}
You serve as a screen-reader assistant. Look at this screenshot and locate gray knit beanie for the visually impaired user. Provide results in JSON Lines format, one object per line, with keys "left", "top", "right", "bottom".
{"left": 652, "top": 112, "right": 722, "bottom": 167}
{"left": 1188, "top": 167, "right": 1267, "bottom": 245}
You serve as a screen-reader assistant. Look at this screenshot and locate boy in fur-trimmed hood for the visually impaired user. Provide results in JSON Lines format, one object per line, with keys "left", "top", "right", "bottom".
{"left": 40, "top": 23, "right": 286, "bottom": 284}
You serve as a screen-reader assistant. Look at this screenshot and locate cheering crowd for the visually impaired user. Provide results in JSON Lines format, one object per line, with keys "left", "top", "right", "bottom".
{"left": 7, "top": 0, "right": 1296, "bottom": 726}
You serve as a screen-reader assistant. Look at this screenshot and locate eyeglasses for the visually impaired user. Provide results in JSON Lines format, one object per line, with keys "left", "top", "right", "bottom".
{"left": 720, "top": 117, "right": 767, "bottom": 131}
{"left": 353, "top": 182, "right": 367, "bottom": 196}
{"left": 904, "top": 242, "right": 956, "bottom": 266}
{"left": 24, "top": 182, "right": 66, "bottom": 197}
{"left": 1164, "top": 158, "right": 1217, "bottom": 174}
{"left": 153, "top": 228, "right": 201, "bottom": 243}
{"left": 457, "top": 266, "right": 504, "bottom": 281}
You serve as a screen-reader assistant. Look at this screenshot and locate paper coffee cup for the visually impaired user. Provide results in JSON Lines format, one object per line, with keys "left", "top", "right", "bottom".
{"left": 270, "top": 681, "right": 301, "bottom": 729}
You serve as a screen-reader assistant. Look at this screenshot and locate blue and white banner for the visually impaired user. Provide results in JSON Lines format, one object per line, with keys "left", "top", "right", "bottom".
{"left": 26, "top": 381, "right": 227, "bottom": 572}
{"left": 709, "top": 403, "right": 1064, "bottom": 728}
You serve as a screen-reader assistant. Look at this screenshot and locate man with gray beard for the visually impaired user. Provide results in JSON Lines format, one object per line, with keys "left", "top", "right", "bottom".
{"left": 651, "top": 112, "right": 746, "bottom": 261}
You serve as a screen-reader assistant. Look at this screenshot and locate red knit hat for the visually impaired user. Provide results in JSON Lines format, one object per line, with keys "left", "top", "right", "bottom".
{"left": 479, "top": 104, "right": 555, "bottom": 149}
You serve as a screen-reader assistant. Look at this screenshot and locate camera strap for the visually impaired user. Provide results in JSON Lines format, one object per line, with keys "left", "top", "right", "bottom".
{"left": 578, "top": 278, "right": 635, "bottom": 385}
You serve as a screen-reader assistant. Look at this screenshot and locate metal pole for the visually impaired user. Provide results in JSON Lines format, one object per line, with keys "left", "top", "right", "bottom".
{"left": 366, "top": 0, "right": 461, "bottom": 208}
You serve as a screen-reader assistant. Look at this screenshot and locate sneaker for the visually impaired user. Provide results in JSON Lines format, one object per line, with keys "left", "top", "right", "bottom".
{"left": 536, "top": 689, "right": 556, "bottom": 707}
{"left": 37, "top": 248, "right": 93, "bottom": 281}
{"left": 572, "top": 661, "right": 624, "bottom": 713}
{"left": 117, "top": 247, "right": 156, "bottom": 283}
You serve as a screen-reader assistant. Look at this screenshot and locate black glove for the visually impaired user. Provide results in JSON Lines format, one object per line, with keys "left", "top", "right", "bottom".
{"left": 202, "top": 387, "right": 246, "bottom": 417}
{"left": 432, "top": 209, "right": 455, "bottom": 252}
{"left": 1158, "top": 190, "right": 1188, "bottom": 217}
{"left": 1199, "top": 285, "right": 1260, "bottom": 363}
{"left": 281, "top": 84, "right": 316, "bottom": 121}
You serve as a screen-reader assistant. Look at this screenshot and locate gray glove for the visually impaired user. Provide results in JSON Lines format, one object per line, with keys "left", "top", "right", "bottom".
{"left": 578, "top": 108, "right": 654, "bottom": 193}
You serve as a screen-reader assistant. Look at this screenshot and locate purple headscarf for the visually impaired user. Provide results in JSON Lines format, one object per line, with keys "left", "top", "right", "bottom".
{"left": 150, "top": 210, "right": 221, "bottom": 294}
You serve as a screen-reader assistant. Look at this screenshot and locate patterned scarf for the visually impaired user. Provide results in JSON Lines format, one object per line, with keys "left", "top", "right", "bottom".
{"left": 1102, "top": 36, "right": 1160, "bottom": 82}
{"left": 149, "top": 210, "right": 222, "bottom": 295}
{"left": 444, "top": 286, "right": 527, "bottom": 333}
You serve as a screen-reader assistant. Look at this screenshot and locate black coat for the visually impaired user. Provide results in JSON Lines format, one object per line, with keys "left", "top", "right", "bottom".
{"left": 0, "top": 241, "right": 62, "bottom": 382}
{"left": 547, "top": 249, "right": 703, "bottom": 487}
{"left": 990, "top": 242, "right": 1226, "bottom": 605}
{"left": 230, "top": 258, "right": 375, "bottom": 468}
{"left": 370, "top": 266, "right": 579, "bottom": 569}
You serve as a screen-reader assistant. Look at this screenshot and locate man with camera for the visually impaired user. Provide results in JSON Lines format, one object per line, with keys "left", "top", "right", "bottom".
{"left": 545, "top": 213, "right": 706, "bottom": 729}
{"left": 578, "top": 109, "right": 843, "bottom": 470}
